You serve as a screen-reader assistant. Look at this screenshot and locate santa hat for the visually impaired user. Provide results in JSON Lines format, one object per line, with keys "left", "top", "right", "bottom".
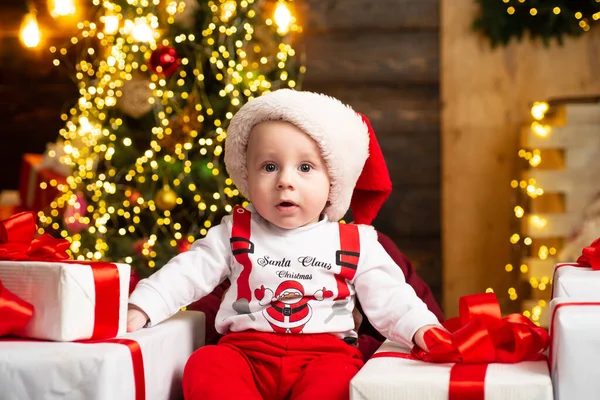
{"left": 224, "top": 89, "right": 392, "bottom": 225}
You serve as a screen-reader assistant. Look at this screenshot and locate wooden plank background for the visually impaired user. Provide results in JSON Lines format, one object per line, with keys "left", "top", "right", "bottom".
{"left": 442, "top": 0, "right": 600, "bottom": 317}
{"left": 298, "top": 0, "right": 442, "bottom": 304}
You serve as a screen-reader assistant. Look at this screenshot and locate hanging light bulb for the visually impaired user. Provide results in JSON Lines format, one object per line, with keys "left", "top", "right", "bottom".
{"left": 48, "top": 0, "right": 76, "bottom": 18}
{"left": 20, "top": 11, "right": 41, "bottom": 49}
{"left": 274, "top": 2, "right": 292, "bottom": 35}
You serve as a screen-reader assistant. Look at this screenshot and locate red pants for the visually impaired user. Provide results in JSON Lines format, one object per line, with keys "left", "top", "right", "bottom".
{"left": 182, "top": 331, "right": 364, "bottom": 400}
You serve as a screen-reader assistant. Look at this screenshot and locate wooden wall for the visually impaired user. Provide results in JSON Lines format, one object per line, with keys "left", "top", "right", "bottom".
{"left": 442, "top": 0, "right": 600, "bottom": 317}
{"left": 297, "top": 0, "right": 442, "bottom": 304}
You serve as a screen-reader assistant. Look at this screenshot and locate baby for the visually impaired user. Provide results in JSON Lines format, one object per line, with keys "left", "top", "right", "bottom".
{"left": 127, "top": 89, "right": 442, "bottom": 400}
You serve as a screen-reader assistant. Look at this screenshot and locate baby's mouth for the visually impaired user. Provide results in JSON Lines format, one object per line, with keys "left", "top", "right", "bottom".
{"left": 278, "top": 201, "right": 297, "bottom": 208}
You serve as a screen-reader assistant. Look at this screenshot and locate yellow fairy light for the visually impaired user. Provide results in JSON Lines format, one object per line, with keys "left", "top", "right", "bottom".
{"left": 530, "top": 215, "right": 547, "bottom": 229}
{"left": 126, "top": 18, "right": 156, "bottom": 43}
{"left": 274, "top": 2, "right": 293, "bottom": 35}
{"left": 20, "top": 12, "right": 41, "bottom": 49}
{"left": 103, "top": 14, "right": 119, "bottom": 35}
{"left": 520, "top": 264, "right": 528, "bottom": 273}
{"left": 221, "top": 1, "right": 237, "bottom": 22}
{"left": 529, "top": 150, "right": 542, "bottom": 167}
{"left": 539, "top": 245, "right": 549, "bottom": 260}
{"left": 48, "top": 0, "right": 76, "bottom": 18}
{"left": 531, "top": 102, "right": 549, "bottom": 120}
{"left": 514, "top": 206, "right": 524, "bottom": 218}
{"left": 531, "top": 121, "right": 551, "bottom": 137}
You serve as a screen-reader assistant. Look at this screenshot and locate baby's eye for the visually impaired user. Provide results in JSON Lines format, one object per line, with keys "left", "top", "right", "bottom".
{"left": 263, "top": 163, "right": 277, "bottom": 172}
{"left": 299, "top": 163, "right": 312, "bottom": 172}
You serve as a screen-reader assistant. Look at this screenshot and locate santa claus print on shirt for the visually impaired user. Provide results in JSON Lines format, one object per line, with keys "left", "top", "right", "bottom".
{"left": 255, "top": 280, "right": 333, "bottom": 333}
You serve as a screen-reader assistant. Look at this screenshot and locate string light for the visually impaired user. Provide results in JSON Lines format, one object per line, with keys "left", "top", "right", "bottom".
{"left": 493, "top": 101, "right": 557, "bottom": 322}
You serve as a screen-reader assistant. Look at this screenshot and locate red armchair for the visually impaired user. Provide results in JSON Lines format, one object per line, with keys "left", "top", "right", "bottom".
{"left": 188, "top": 231, "right": 444, "bottom": 360}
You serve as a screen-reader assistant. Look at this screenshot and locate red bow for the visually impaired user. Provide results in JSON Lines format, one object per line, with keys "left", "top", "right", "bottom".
{"left": 412, "top": 293, "right": 549, "bottom": 364}
{"left": 0, "top": 212, "right": 71, "bottom": 337}
{"left": 411, "top": 293, "right": 549, "bottom": 400}
{"left": 0, "top": 212, "right": 70, "bottom": 261}
{"left": 577, "top": 237, "right": 600, "bottom": 270}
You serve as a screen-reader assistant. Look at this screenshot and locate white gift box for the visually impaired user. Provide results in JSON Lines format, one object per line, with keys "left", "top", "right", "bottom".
{"left": 0, "top": 311, "right": 205, "bottom": 400}
{"left": 552, "top": 262, "right": 600, "bottom": 299}
{"left": 0, "top": 260, "right": 130, "bottom": 341}
{"left": 350, "top": 340, "right": 553, "bottom": 400}
{"left": 550, "top": 298, "right": 600, "bottom": 400}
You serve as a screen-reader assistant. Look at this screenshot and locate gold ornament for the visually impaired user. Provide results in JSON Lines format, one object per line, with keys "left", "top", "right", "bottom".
{"left": 155, "top": 185, "right": 178, "bottom": 210}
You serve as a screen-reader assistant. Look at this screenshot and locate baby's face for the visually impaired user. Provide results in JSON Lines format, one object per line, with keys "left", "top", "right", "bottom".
{"left": 246, "top": 121, "right": 330, "bottom": 229}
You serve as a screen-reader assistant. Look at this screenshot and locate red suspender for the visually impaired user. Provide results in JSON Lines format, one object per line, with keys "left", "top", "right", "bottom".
{"left": 230, "top": 206, "right": 254, "bottom": 302}
{"left": 334, "top": 223, "right": 360, "bottom": 300}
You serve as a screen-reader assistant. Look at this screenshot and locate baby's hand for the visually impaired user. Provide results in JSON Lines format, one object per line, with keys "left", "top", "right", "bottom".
{"left": 413, "top": 324, "right": 442, "bottom": 352}
{"left": 127, "top": 305, "right": 149, "bottom": 332}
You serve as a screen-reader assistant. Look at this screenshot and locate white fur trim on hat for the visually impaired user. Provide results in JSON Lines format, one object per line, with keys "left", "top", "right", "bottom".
{"left": 224, "top": 89, "right": 370, "bottom": 222}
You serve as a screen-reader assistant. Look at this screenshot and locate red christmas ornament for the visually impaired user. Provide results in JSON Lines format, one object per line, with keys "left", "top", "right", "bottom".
{"left": 177, "top": 238, "right": 192, "bottom": 253}
{"left": 148, "top": 45, "right": 180, "bottom": 78}
{"left": 127, "top": 189, "right": 142, "bottom": 204}
{"left": 132, "top": 237, "right": 152, "bottom": 255}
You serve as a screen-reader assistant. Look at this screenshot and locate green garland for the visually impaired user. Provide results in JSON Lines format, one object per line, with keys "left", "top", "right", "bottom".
{"left": 473, "top": 0, "right": 600, "bottom": 47}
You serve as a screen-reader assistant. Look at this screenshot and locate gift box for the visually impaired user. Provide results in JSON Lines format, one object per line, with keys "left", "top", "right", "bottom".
{"left": 552, "top": 262, "right": 600, "bottom": 299}
{"left": 549, "top": 298, "right": 600, "bottom": 400}
{"left": 0, "top": 260, "right": 130, "bottom": 341}
{"left": 19, "top": 153, "right": 67, "bottom": 212}
{"left": 0, "top": 311, "right": 206, "bottom": 400}
{"left": 351, "top": 340, "right": 553, "bottom": 400}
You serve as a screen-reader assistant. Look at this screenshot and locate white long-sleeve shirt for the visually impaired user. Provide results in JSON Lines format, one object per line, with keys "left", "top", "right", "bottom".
{"left": 128, "top": 206, "right": 440, "bottom": 347}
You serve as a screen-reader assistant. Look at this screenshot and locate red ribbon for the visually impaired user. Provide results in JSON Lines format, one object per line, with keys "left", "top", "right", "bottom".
{"left": 0, "top": 212, "right": 120, "bottom": 340}
{"left": 550, "top": 237, "right": 600, "bottom": 298}
{"left": 577, "top": 237, "right": 600, "bottom": 270}
{"left": 0, "top": 279, "right": 34, "bottom": 336}
{"left": 90, "top": 338, "right": 146, "bottom": 400}
{"left": 372, "top": 293, "right": 549, "bottom": 400}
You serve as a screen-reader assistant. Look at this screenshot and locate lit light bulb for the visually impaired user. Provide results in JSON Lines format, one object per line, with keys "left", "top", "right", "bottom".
{"left": 20, "top": 12, "right": 41, "bottom": 48}
{"left": 531, "top": 121, "right": 550, "bottom": 137}
{"left": 126, "top": 18, "right": 155, "bottom": 43}
{"left": 48, "top": 0, "right": 76, "bottom": 18}
{"left": 530, "top": 215, "right": 547, "bottom": 229}
{"left": 103, "top": 14, "right": 119, "bottom": 35}
{"left": 274, "top": 2, "right": 292, "bottom": 35}
{"left": 220, "top": 1, "right": 237, "bottom": 22}
{"left": 530, "top": 102, "right": 549, "bottom": 120}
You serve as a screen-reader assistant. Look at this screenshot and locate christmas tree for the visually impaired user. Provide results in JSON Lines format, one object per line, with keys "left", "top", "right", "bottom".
{"left": 39, "top": 0, "right": 303, "bottom": 278}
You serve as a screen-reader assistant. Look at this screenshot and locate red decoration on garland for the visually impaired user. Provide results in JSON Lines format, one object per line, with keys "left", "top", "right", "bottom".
{"left": 148, "top": 46, "right": 180, "bottom": 78}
